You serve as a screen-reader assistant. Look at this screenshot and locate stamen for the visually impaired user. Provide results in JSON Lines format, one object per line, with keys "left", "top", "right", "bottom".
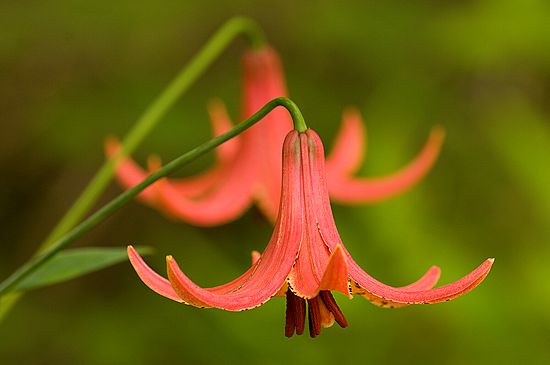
{"left": 307, "top": 297, "right": 322, "bottom": 338}
{"left": 285, "top": 290, "right": 306, "bottom": 337}
{"left": 294, "top": 294, "right": 306, "bottom": 335}
{"left": 285, "top": 290, "right": 296, "bottom": 337}
{"left": 319, "top": 291, "right": 348, "bottom": 328}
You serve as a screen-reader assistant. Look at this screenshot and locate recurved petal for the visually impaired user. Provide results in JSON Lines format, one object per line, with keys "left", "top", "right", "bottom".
{"left": 104, "top": 136, "right": 158, "bottom": 204}
{"left": 350, "top": 258, "right": 494, "bottom": 307}
{"left": 349, "top": 264, "right": 441, "bottom": 308}
{"left": 249, "top": 250, "right": 288, "bottom": 297}
{"left": 127, "top": 245, "right": 183, "bottom": 303}
{"left": 304, "top": 129, "right": 468, "bottom": 308}
{"left": 154, "top": 174, "right": 254, "bottom": 226}
{"left": 147, "top": 154, "right": 226, "bottom": 206}
{"left": 305, "top": 130, "right": 439, "bottom": 294}
{"left": 348, "top": 266, "right": 441, "bottom": 309}
{"left": 327, "top": 126, "right": 445, "bottom": 203}
{"left": 164, "top": 131, "right": 304, "bottom": 311}
{"left": 325, "top": 107, "right": 366, "bottom": 177}
{"left": 349, "top": 265, "right": 441, "bottom": 297}
{"left": 166, "top": 253, "right": 288, "bottom": 311}
{"left": 153, "top": 178, "right": 254, "bottom": 226}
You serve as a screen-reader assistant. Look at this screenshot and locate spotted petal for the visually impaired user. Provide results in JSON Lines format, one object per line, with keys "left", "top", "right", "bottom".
{"left": 305, "top": 129, "right": 490, "bottom": 308}
{"left": 349, "top": 257, "right": 493, "bottom": 307}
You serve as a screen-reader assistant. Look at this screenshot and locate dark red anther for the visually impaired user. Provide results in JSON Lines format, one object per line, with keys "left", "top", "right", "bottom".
{"left": 285, "top": 290, "right": 297, "bottom": 337}
{"left": 294, "top": 294, "right": 306, "bottom": 335}
{"left": 285, "top": 290, "right": 307, "bottom": 337}
{"left": 319, "top": 290, "right": 348, "bottom": 328}
{"left": 307, "top": 297, "right": 322, "bottom": 338}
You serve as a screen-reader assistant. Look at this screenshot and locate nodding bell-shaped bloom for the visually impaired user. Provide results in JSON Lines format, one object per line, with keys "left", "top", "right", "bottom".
{"left": 127, "top": 129, "right": 493, "bottom": 338}
{"left": 106, "top": 46, "right": 445, "bottom": 226}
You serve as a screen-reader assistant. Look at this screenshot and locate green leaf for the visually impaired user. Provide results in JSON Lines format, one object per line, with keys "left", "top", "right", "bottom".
{"left": 14, "top": 246, "right": 153, "bottom": 291}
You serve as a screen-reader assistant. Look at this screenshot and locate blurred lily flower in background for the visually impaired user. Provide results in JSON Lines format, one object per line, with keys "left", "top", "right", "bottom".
{"left": 127, "top": 129, "right": 493, "bottom": 337}
{"left": 106, "top": 45, "right": 445, "bottom": 226}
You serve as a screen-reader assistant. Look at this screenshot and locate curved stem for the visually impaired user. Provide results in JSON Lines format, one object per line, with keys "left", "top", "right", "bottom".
{"left": 41, "top": 17, "right": 266, "bottom": 250}
{"left": 278, "top": 98, "right": 308, "bottom": 132}
{"left": 0, "top": 98, "right": 307, "bottom": 296}
{"left": 0, "top": 17, "right": 266, "bottom": 322}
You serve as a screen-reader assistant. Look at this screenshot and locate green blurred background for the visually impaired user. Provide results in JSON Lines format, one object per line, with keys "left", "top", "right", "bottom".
{"left": 1, "top": 0, "right": 549, "bottom": 364}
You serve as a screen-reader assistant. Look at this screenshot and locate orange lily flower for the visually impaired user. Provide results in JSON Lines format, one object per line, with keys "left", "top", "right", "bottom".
{"left": 106, "top": 45, "right": 444, "bottom": 225}
{"left": 127, "top": 129, "right": 493, "bottom": 337}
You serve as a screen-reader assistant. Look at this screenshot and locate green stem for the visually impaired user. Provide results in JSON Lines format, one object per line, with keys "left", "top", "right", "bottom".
{"left": 0, "top": 98, "right": 307, "bottom": 296}
{"left": 0, "top": 17, "right": 265, "bottom": 322}
{"left": 281, "top": 98, "right": 307, "bottom": 132}
{"left": 41, "top": 17, "right": 265, "bottom": 250}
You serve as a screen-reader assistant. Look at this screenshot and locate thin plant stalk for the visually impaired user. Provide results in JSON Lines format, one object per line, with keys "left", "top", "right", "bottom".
{"left": 0, "top": 98, "right": 307, "bottom": 297}
{"left": 42, "top": 17, "right": 265, "bottom": 250}
{"left": 0, "top": 17, "right": 265, "bottom": 321}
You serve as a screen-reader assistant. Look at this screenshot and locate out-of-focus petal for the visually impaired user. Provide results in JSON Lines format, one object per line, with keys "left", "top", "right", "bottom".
{"left": 243, "top": 46, "right": 293, "bottom": 221}
{"left": 325, "top": 107, "right": 367, "bottom": 177}
{"left": 207, "top": 99, "right": 239, "bottom": 163}
{"left": 169, "top": 169, "right": 225, "bottom": 199}
{"left": 168, "top": 100, "right": 240, "bottom": 198}
{"left": 328, "top": 127, "right": 445, "bottom": 203}
{"left": 151, "top": 141, "right": 257, "bottom": 226}
{"left": 105, "top": 137, "right": 158, "bottom": 204}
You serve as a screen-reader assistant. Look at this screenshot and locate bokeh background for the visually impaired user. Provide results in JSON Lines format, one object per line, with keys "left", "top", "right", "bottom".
{"left": 1, "top": 0, "right": 549, "bottom": 364}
